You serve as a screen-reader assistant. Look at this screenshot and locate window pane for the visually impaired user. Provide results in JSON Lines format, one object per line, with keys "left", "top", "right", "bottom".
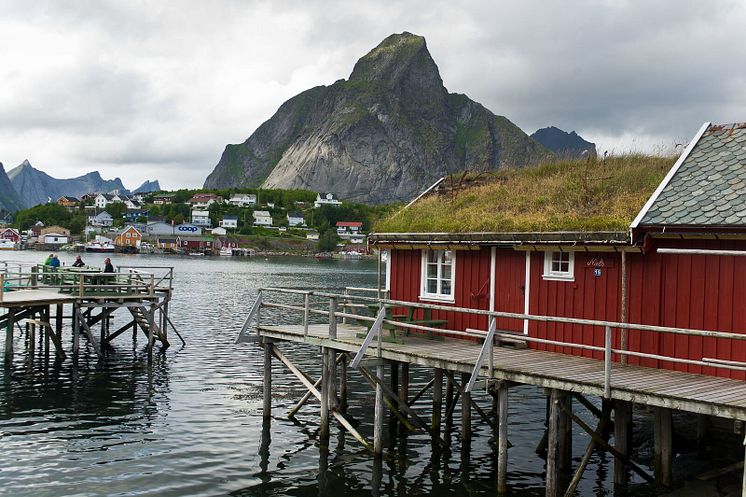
{"left": 441, "top": 280, "right": 452, "bottom": 295}
{"left": 442, "top": 263, "right": 452, "bottom": 280}
{"left": 427, "top": 263, "right": 438, "bottom": 279}
{"left": 427, "top": 279, "right": 438, "bottom": 293}
{"left": 443, "top": 250, "right": 452, "bottom": 264}
{"left": 427, "top": 250, "right": 439, "bottom": 263}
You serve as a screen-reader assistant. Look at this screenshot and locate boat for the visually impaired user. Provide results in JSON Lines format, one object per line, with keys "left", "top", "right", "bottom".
{"left": 0, "top": 239, "right": 16, "bottom": 250}
{"left": 188, "top": 252, "right": 204, "bottom": 256}
{"left": 219, "top": 247, "right": 233, "bottom": 256}
{"left": 85, "top": 240, "right": 116, "bottom": 253}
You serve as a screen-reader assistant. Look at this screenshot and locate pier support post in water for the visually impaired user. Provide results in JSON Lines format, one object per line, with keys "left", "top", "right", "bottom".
{"left": 263, "top": 340, "right": 272, "bottom": 420}
{"left": 320, "top": 347, "right": 330, "bottom": 441}
{"left": 497, "top": 381, "right": 509, "bottom": 495}
{"left": 654, "top": 406, "right": 673, "bottom": 487}
{"left": 432, "top": 368, "right": 443, "bottom": 437}
{"left": 4, "top": 308, "right": 15, "bottom": 364}
{"left": 373, "top": 363, "right": 385, "bottom": 456}
{"left": 546, "top": 389, "right": 562, "bottom": 497}
{"left": 558, "top": 394, "right": 572, "bottom": 472}
{"left": 614, "top": 400, "right": 633, "bottom": 486}
{"left": 461, "top": 372, "right": 472, "bottom": 443}
{"left": 72, "top": 304, "right": 79, "bottom": 360}
{"left": 339, "top": 354, "right": 348, "bottom": 413}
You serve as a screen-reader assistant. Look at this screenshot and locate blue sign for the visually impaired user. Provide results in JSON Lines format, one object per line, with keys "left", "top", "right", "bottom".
{"left": 177, "top": 225, "right": 198, "bottom": 233}
{"left": 594, "top": 268, "right": 602, "bottom": 277}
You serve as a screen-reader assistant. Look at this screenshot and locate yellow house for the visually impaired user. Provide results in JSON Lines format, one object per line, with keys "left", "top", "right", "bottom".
{"left": 114, "top": 226, "right": 141, "bottom": 248}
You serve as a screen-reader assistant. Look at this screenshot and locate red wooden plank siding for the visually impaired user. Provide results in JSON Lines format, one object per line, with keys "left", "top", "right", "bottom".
{"left": 492, "top": 249, "right": 525, "bottom": 333}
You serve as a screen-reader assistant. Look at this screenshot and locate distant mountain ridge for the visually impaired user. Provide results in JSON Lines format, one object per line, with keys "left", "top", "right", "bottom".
{"left": 134, "top": 180, "right": 161, "bottom": 194}
{"left": 0, "top": 163, "right": 25, "bottom": 212}
{"left": 531, "top": 126, "right": 597, "bottom": 159}
{"left": 6, "top": 160, "right": 157, "bottom": 208}
{"left": 204, "top": 32, "right": 551, "bottom": 204}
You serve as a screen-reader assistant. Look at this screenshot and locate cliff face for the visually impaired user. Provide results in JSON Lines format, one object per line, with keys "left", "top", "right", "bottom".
{"left": 531, "top": 126, "right": 597, "bottom": 159}
{"left": 0, "top": 163, "right": 25, "bottom": 212}
{"left": 204, "top": 32, "right": 550, "bottom": 204}
{"left": 8, "top": 160, "right": 127, "bottom": 207}
{"left": 134, "top": 180, "right": 161, "bottom": 194}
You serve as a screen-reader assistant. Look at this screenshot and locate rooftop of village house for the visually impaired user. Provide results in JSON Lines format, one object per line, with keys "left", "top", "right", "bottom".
{"left": 373, "top": 155, "right": 674, "bottom": 236}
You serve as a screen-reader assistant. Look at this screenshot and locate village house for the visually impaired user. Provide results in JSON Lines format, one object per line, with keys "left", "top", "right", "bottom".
{"left": 88, "top": 211, "right": 114, "bottom": 227}
{"left": 152, "top": 194, "right": 175, "bottom": 205}
{"left": 211, "top": 227, "right": 227, "bottom": 236}
{"left": 370, "top": 121, "right": 746, "bottom": 382}
{"left": 336, "top": 221, "right": 364, "bottom": 237}
{"left": 287, "top": 212, "right": 306, "bottom": 227}
{"left": 57, "top": 196, "right": 79, "bottom": 208}
{"left": 314, "top": 192, "right": 342, "bottom": 208}
{"left": 157, "top": 237, "right": 178, "bottom": 252}
{"left": 306, "top": 231, "right": 320, "bottom": 241}
{"left": 176, "top": 235, "right": 213, "bottom": 252}
{"left": 40, "top": 225, "right": 70, "bottom": 245}
{"left": 215, "top": 236, "right": 238, "bottom": 254}
{"left": 0, "top": 228, "right": 21, "bottom": 243}
{"left": 253, "top": 210, "right": 272, "bottom": 227}
{"left": 191, "top": 210, "right": 212, "bottom": 227}
{"left": 114, "top": 225, "right": 142, "bottom": 249}
{"left": 228, "top": 193, "right": 257, "bottom": 207}
{"left": 219, "top": 215, "right": 238, "bottom": 229}
{"left": 189, "top": 193, "right": 223, "bottom": 209}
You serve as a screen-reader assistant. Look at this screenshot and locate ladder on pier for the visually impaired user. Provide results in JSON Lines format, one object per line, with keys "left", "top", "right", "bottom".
{"left": 128, "top": 306, "right": 170, "bottom": 348}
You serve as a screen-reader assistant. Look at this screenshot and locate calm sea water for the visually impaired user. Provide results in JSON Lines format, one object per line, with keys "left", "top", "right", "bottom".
{"left": 0, "top": 251, "right": 658, "bottom": 496}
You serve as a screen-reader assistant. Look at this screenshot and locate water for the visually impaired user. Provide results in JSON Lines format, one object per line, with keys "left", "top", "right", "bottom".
{"left": 0, "top": 252, "right": 657, "bottom": 496}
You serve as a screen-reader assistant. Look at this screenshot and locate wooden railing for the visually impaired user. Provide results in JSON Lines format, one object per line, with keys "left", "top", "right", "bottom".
{"left": 239, "top": 287, "right": 746, "bottom": 398}
{"left": 0, "top": 262, "right": 174, "bottom": 300}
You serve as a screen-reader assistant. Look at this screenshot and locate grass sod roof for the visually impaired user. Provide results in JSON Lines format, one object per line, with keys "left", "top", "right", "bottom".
{"left": 374, "top": 155, "right": 675, "bottom": 234}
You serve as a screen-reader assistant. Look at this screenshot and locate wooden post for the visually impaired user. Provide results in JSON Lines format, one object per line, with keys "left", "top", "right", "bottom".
{"left": 320, "top": 347, "right": 330, "bottom": 442}
{"left": 329, "top": 297, "right": 337, "bottom": 339}
{"left": 4, "top": 308, "right": 14, "bottom": 364}
{"left": 696, "top": 414, "right": 709, "bottom": 457}
{"left": 72, "top": 304, "right": 79, "bottom": 359}
{"left": 445, "top": 375, "right": 454, "bottom": 438}
{"left": 497, "top": 381, "right": 509, "bottom": 495}
{"left": 340, "top": 354, "right": 348, "bottom": 413}
{"left": 328, "top": 348, "right": 337, "bottom": 411}
{"left": 558, "top": 394, "right": 572, "bottom": 472}
{"left": 432, "top": 368, "right": 443, "bottom": 436}
{"left": 654, "top": 406, "right": 673, "bottom": 487}
{"left": 263, "top": 340, "right": 272, "bottom": 419}
{"left": 614, "top": 400, "right": 633, "bottom": 486}
{"left": 400, "top": 363, "right": 409, "bottom": 426}
{"left": 546, "top": 389, "right": 561, "bottom": 497}
{"left": 461, "top": 372, "right": 472, "bottom": 442}
{"left": 374, "top": 363, "right": 385, "bottom": 455}
{"left": 147, "top": 305, "right": 155, "bottom": 358}
{"left": 55, "top": 304, "right": 63, "bottom": 340}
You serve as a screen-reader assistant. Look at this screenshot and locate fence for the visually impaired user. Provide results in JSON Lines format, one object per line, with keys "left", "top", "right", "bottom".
{"left": 239, "top": 286, "right": 746, "bottom": 396}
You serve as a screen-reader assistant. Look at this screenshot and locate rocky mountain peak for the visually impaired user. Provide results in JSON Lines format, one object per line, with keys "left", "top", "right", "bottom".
{"left": 349, "top": 32, "right": 439, "bottom": 85}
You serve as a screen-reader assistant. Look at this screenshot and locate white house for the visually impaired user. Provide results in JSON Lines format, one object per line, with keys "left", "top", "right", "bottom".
{"left": 314, "top": 192, "right": 342, "bottom": 208}
{"left": 306, "top": 232, "right": 320, "bottom": 241}
{"left": 43, "top": 232, "right": 69, "bottom": 245}
{"left": 228, "top": 193, "right": 257, "bottom": 207}
{"left": 211, "top": 227, "right": 227, "bottom": 236}
{"left": 253, "top": 210, "right": 272, "bottom": 227}
{"left": 220, "top": 215, "right": 238, "bottom": 229}
{"left": 191, "top": 210, "right": 212, "bottom": 227}
{"left": 286, "top": 212, "right": 306, "bottom": 227}
{"left": 336, "top": 221, "right": 363, "bottom": 237}
{"left": 89, "top": 211, "right": 114, "bottom": 227}
{"left": 94, "top": 193, "right": 115, "bottom": 209}
{"left": 189, "top": 194, "right": 223, "bottom": 209}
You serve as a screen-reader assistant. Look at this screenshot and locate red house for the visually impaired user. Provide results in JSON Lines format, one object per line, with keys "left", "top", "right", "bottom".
{"left": 371, "top": 122, "right": 746, "bottom": 380}
{"left": 177, "top": 236, "right": 213, "bottom": 252}
{"left": 0, "top": 228, "right": 20, "bottom": 242}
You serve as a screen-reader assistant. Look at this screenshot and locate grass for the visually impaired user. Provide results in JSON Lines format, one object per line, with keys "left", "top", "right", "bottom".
{"left": 374, "top": 155, "right": 674, "bottom": 233}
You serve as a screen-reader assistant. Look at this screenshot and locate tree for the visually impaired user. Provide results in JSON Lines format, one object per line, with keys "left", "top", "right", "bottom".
{"left": 317, "top": 230, "right": 339, "bottom": 252}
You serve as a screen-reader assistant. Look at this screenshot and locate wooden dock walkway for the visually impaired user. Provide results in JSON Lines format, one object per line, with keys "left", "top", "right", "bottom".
{"left": 259, "top": 323, "right": 746, "bottom": 421}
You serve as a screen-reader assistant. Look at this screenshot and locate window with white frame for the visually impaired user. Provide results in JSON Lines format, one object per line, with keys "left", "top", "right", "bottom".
{"left": 420, "top": 250, "right": 455, "bottom": 301}
{"left": 543, "top": 251, "right": 574, "bottom": 280}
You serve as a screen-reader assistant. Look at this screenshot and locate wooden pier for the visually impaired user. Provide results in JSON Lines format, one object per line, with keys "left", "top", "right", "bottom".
{"left": 1, "top": 262, "right": 180, "bottom": 364}
{"left": 240, "top": 287, "right": 746, "bottom": 496}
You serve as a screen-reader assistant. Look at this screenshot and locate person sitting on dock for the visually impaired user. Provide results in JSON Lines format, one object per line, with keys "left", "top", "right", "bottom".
{"left": 103, "top": 257, "right": 114, "bottom": 273}
{"left": 44, "top": 254, "right": 53, "bottom": 266}
{"left": 72, "top": 255, "right": 85, "bottom": 267}
{"left": 50, "top": 254, "right": 60, "bottom": 268}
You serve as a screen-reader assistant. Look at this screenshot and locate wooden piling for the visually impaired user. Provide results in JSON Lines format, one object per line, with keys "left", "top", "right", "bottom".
{"left": 263, "top": 340, "right": 272, "bottom": 419}
{"left": 546, "top": 389, "right": 562, "bottom": 497}
{"left": 72, "top": 304, "right": 79, "bottom": 359}
{"left": 497, "top": 381, "right": 509, "bottom": 495}
{"left": 320, "top": 347, "right": 330, "bottom": 441}
{"left": 614, "top": 400, "right": 632, "bottom": 486}
{"left": 374, "top": 363, "right": 385, "bottom": 455}
{"left": 558, "top": 394, "right": 572, "bottom": 472}
{"left": 340, "top": 355, "right": 348, "bottom": 413}
{"left": 432, "top": 368, "right": 443, "bottom": 436}
{"left": 461, "top": 372, "right": 471, "bottom": 442}
{"left": 400, "top": 363, "right": 409, "bottom": 426}
{"left": 5, "top": 308, "right": 14, "bottom": 364}
{"left": 654, "top": 406, "right": 673, "bottom": 487}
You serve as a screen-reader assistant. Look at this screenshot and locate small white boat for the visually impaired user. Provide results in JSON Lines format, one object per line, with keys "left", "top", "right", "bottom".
{"left": 0, "top": 239, "right": 16, "bottom": 250}
{"left": 188, "top": 252, "right": 204, "bottom": 256}
{"left": 219, "top": 247, "right": 233, "bottom": 256}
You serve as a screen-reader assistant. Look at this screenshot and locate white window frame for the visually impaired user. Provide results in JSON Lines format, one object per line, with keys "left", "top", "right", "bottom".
{"left": 420, "top": 249, "right": 456, "bottom": 302}
{"left": 542, "top": 251, "right": 575, "bottom": 281}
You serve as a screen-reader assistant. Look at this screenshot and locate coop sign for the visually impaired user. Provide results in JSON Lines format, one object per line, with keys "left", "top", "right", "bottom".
{"left": 177, "top": 225, "right": 199, "bottom": 233}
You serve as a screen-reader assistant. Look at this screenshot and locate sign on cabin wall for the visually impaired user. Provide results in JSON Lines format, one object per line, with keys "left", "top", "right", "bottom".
{"left": 585, "top": 257, "right": 615, "bottom": 269}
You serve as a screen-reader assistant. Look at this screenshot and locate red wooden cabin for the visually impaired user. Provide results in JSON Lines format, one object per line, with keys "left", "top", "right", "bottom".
{"left": 370, "top": 122, "right": 746, "bottom": 380}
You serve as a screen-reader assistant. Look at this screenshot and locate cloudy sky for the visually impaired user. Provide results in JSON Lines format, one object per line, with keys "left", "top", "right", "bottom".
{"left": 1, "top": 0, "right": 745, "bottom": 190}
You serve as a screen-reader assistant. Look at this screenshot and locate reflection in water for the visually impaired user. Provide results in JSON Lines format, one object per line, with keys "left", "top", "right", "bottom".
{"left": 0, "top": 253, "right": 656, "bottom": 497}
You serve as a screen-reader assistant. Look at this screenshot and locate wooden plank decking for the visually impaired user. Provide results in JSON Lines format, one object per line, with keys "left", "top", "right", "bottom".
{"left": 258, "top": 323, "right": 746, "bottom": 420}
{"left": 0, "top": 289, "right": 77, "bottom": 307}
